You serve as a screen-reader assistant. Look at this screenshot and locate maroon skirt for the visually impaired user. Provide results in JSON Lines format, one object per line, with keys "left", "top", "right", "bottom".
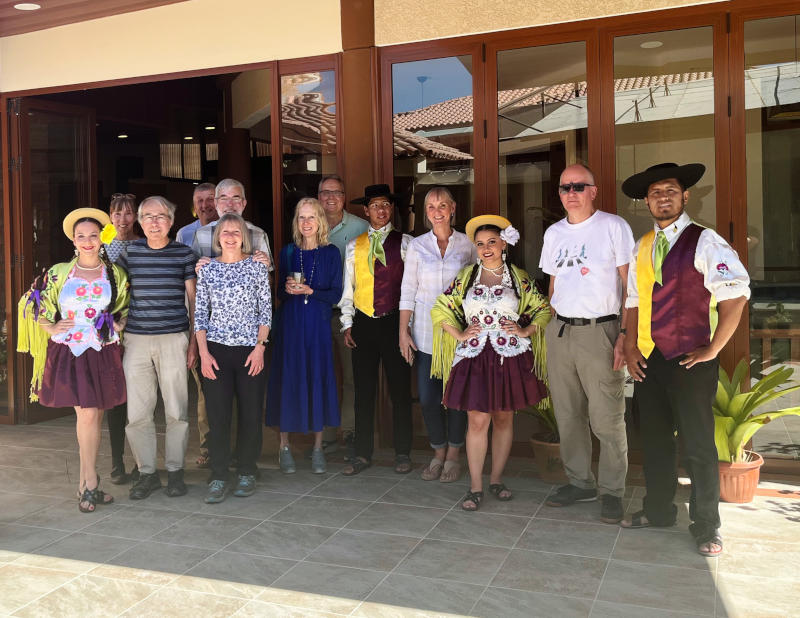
{"left": 443, "top": 344, "right": 546, "bottom": 413}
{"left": 38, "top": 340, "right": 126, "bottom": 410}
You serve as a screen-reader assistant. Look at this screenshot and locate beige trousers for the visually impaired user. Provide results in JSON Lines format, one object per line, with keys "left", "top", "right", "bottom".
{"left": 545, "top": 319, "right": 628, "bottom": 497}
{"left": 123, "top": 332, "right": 190, "bottom": 474}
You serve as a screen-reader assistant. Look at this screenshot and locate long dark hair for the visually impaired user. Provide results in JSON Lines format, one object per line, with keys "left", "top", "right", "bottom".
{"left": 73, "top": 217, "right": 118, "bottom": 343}
{"left": 466, "top": 224, "right": 520, "bottom": 298}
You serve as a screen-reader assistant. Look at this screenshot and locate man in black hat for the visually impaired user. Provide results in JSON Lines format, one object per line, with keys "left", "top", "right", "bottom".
{"left": 621, "top": 163, "right": 750, "bottom": 557}
{"left": 338, "top": 184, "right": 414, "bottom": 475}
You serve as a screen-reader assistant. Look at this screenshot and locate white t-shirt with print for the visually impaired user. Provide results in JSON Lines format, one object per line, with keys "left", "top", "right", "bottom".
{"left": 539, "top": 210, "right": 634, "bottom": 318}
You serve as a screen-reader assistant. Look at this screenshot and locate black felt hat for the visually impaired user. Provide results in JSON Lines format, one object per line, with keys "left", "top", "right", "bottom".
{"left": 621, "top": 163, "right": 706, "bottom": 199}
{"left": 350, "top": 184, "right": 397, "bottom": 206}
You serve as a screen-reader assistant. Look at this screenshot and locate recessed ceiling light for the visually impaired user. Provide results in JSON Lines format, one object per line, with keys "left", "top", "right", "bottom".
{"left": 640, "top": 41, "right": 663, "bottom": 49}
{"left": 204, "top": 125, "right": 216, "bottom": 131}
{"left": 13, "top": 3, "right": 41, "bottom": 10}
{"left": 184, "top": 136, "right": 193, "bottom": 140}
{"left": 117, "top": 134, "right": 128, "bottom": 139}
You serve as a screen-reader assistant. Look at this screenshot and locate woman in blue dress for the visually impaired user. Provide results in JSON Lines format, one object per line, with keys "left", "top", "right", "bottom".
{"left": 267, "top": 197, "right": 343, "bottom": 474}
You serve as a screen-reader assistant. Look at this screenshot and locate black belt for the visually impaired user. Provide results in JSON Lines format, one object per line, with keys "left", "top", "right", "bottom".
{"left": 556, "top": 313, "right": 618, "bottom": 337}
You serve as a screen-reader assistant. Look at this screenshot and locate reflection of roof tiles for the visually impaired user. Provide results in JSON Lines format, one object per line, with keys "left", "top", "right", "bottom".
{"left": 394, "top": 129, "right": 473, "bottom": 161}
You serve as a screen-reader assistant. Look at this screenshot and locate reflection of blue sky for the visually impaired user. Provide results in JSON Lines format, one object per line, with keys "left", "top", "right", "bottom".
{"left": 292, "top": 71, "right": 337, "bottom": 105}
{"left": 393, "top": 57, "right": 472, "bottom": 113}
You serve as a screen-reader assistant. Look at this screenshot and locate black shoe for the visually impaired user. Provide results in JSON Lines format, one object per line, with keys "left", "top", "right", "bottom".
{"left": 343, "top": 431, "right": 355, "bottom": 463}
{"left": 110, "top": 461, "right": 128, "bottom": 485}
{"left": 600, "top": 494, "right": 624, "bottom": 523}
{"left": 129, "top": 465, "right": 140, "bottom": 484}
{"left": 165, "top": 469, "right": 187, "bottom": 497}
{"left": 545, "top": 484, "right": 598, "bottom": 507}
{"left": 129, "top": 472, "right": 161, "bottom": 500}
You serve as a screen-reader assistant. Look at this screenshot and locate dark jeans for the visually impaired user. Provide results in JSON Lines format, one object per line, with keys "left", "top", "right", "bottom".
{"left": 416, "top": 352, "right": 466, "bottom": 449}
{"left": 635, "top": 347, "right": 720, "bottom": 537}
{"left": 202, "top": 342, "right": 266, "bottom": 481}
{"left": 106, "top": 404, "right": 127, "bottom": 464}
{"left": 351, "top": 311, "right": 412, "bottom": 461}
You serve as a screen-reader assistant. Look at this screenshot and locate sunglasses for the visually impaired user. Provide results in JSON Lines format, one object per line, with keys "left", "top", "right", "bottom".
{"left": 558, "top": 182, "right": 594, "bottom": 194}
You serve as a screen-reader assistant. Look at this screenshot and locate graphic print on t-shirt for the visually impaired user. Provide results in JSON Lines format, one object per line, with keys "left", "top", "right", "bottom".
{"left": 555, "top": 243, "right": 588, "bottom": 269}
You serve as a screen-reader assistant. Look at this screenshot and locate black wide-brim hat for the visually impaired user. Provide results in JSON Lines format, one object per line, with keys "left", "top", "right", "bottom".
{"left": 350, "top": 183, "right": 397, "bottom": 206}
{"left": 621, "top": 163, "right": 706, "bottom": 199}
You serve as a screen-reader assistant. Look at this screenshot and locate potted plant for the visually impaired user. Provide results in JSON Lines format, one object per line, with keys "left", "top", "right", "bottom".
{"left": 519, "top": 401, "right": 567, "bottom": 483}
{"left": 714, "top": 358, "right": 800, "bottom": 502}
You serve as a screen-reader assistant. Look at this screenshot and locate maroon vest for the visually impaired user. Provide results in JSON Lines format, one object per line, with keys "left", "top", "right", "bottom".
{"left": 373, "top": 230, "right": 404, "bottom": 315}
{"left": 651, "top": 223, "right": 712, "bottom": 360}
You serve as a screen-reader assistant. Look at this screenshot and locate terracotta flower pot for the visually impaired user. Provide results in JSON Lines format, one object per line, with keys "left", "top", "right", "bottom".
{"left": 530, "top": 434, "right": 568, "bottom": 484}
{"left": 719, "top": 451, "right": 764, "bottom": 503}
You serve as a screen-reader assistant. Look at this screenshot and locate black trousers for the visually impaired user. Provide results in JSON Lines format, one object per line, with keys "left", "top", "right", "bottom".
{"left": 351, "top": 311, "right": 412, "bottom": 461}
{"left": 202, "top": 342, "right": 266, "bottom": 481}
{"left": 635, "top": 347, "right": 720, "bottom": 536}
{"left": 106, "top": 404, "right": 127, "bottom": 464}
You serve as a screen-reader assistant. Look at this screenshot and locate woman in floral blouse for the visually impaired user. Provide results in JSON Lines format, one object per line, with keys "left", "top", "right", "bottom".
{"left": 195, "top": 213, "right": 272, "bottom": 504}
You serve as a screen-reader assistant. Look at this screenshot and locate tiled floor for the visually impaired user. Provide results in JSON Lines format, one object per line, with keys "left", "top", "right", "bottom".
{"left": 0, "top": 418, "right": 799, "bottom": 617}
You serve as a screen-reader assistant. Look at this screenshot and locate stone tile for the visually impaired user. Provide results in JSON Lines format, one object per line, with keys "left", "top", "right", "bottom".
{"left": 379, "top": 478, "right": 465, "bottom": 509}
{"left": 0, "top": 564, "right": 76, "bottom": 614}
{"left": 81, "top": 506, "right": 190, "bottom": 540}
{"left": 226, "top": 520, "right": 337, "bottom": 560}
{"left": 612, "top": 528, "right": 716, "bottom": 571}
{"left": 476, "top": 488, "right": 548, "bottom": 517}
{"left": 473, "top": 587, "right": 593, "bottom": 618}
{"left": 151, "top": 513, "right": 259, "bottom": 549}
{"left": 0, "top": 491, "right": 60, "bottom": 523}
{"left": 270, "top": 496, "right": 369, "bottom": 527}
{"left": 14, "top": 574, "right": 157, "bottom": 618}
{"left": 121, "top": 586, "right": 247, "bottom": 616}
{"left": 11, "top": 554, "right": 97, "bottom": 574}
{"left": 37, "top": 532, "right": 136, "bottom": 563}
{"left": 182, "top": 550, "right": 295, "bottom": 590}
{"left": 427, "top": 510, "right": 529, "bottom": 548}
{"left": 366, "top": 573, "right": 483, "bottom": 616}
{"left": 396, "top": 539, "right": 509, "bottom": 585}
{"left": 0, "top": 466, "right": 73, "bottom": 498}
{"left": 517, "top": 519, "right": 618, "bottom": 559}
{"left": 89, "top": 563, "right": 178, "bottom": 586}
{"left": 16, "top": 498, "right": 121, "bottom": 532}
{"left": 256, "top": 469, "right": 334, "bottom": 494}
{"left": 310, "top": 475, "right": 399, "bottom": 501}
{"left": 590, "top": 600, "right": 711, "bottom": 617}
{"left": 492, "top": 549, "right": 606, "bottom": 598}
{"left": 488, "top": 474, "right": 556, "bottom": 494}
{"left": 538, "top": 496, "right": 608, "bottom": 524}
{"left": 719, "top": 497, "right": 800, "bottom": 543}
{"left": 0, "top": 523, "right": 68, "bottom": 557}
{"left": 234, "top": 600, "right": 340, "bottom": 617}
{"left": 717, "top": 537, "right": 800, "bottom": 579}
{"left": 115, "top": 482, "right": 207, "bottom": 512}
{"left": 597, "top": 560, "right": 716, "bottom": 615}
{"left": 197, "top": 491, "right": 300, "bottom": 520}
{"left": 346, "top": 502, "right": 447, "bottom": 537}
{"left": 624, "top": 497, "right": 693, "bottom": 529}
{"left": 107, "top": 540, "right": 213, "bottom": 575}
{"left": 306, "top": 529, "right": 418, "bottom": 571}
{"left": 716, "top": 572, "right": 800, "bottom": 618}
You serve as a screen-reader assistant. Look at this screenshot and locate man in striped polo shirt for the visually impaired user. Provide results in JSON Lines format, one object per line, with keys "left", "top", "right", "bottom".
{"left": 119, "top": 196, "right": 198, "bottom": 500}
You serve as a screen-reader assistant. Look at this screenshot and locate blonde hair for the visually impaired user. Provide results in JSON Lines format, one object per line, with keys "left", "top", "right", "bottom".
{"left": 212, "top": 213, "right": 252, "bottom": 254}
{"left": 291, "top": 198, "right": 329, "bottom": 247}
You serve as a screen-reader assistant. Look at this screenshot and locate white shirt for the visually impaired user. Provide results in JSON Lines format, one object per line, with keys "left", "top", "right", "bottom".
{"left": 338, "top": 223, "right": 412, "bottom": 331}
{"left": 399, "top": 230, "right": 476, "bottom": 354}
{"left": 539, "top": 210, "right": 634, "bottom": 318}
{"left": 626, "top": 212, "right": 751, "bottom": 308}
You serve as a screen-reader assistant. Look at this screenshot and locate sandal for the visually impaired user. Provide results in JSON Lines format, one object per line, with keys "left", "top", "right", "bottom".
{"left": 439, "top": 460, "right": 461, "bottom": 483}
{"left": 421, "top": 458, "right": 443, "bottom": 481}
{"left": 342, "top": 457, "right": 371, "bottom": 476}
{"left": 695, "top": 530, "right": 723, "bottom": 557}
{"left": 488, "top": 483, "right": 513, "bottom": 501}
{"left": 78, "top": 488, "right": 97, "bottom": 513}
{"left": 461, "top": 490, "right": 483, "bottom": 512}
{"left": 620, "top": 510, "right": 651, "bottom": 529}
{"left": 76, "top": 476, "right": 114, "bottom": 506}
{"left": 196, "top": 453, "right": 210, "bottom": 468}
{"left": 394, "top": 454, "right": 413, "bottom": 475}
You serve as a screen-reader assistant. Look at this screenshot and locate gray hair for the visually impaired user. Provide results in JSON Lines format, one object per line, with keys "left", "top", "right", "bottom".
{"left": 215, "top": 178, "right": 246, "bottom": 200}
{"left": 212, "top": 213, "right": 253, "bottom": 254}
{"left": 193, "top": 182, "right": 216, "bottom": 196}
{"left": 317, "top": 175, "right": 344, "bottom": 195}
{"left": 138, "top": 196, "right": 176, "bottom": 222}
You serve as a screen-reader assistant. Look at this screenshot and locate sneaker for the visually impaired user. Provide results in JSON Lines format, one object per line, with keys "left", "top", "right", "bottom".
{"left": 129, "top": 472, "right": 162, "bottom": 500}
{"left": 600, "top": 494, "right": 624, "bottom": 523}
{"left": 165, "top": 469, "right": 188, "bottom": 497}
{"left": 233, "top": 474, "right": 256, "bottom": 497}
{"left": 545, "top": 484, "right": 597, "bottom": 507}
{"left": 279, "top": 446, "right": 296, "bottom": 474}
{"left": 205, "top": 479, "right": 227, "bottom": 503}
{"left": 311, "top": 448, "right": 327, "bottom": 474}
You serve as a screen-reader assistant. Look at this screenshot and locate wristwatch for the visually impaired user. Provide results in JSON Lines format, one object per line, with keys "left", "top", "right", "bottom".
{"left": 619, "top": 328, "right": 627, "bottom": 335}
{"left": 257, "top": 339, "right": 269, "bottom": 346}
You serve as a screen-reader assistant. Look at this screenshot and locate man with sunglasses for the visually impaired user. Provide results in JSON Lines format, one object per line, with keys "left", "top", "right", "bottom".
{"left": 540, "top": 163, "right": 635, "bottom": 524}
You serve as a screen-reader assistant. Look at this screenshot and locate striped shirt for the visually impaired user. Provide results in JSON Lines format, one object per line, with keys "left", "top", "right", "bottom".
{"left": 117, "top": 239, "right": 197, "bottom": 335}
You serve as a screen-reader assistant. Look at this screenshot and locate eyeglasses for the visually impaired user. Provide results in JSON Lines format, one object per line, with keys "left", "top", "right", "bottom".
{"left": 216, "top": 196, "right": 244, "bottom": 205}
{"left": 558, "top": 182, "right": 595, "bottom": 194}
{"left": 367, "top": 201, "right": 393, "bottom": 210}
{"left": 111, "top": 193, "right": 136, "bottom": 200}
{"left": 319, "top": 190, "right": 345, "bottom": 198}
{"left": 141, "top": 214, "right": 171, "bottom": 224}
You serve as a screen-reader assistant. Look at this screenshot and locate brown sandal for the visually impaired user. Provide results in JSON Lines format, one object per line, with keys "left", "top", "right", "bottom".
{"left": 439, "top": 460, "right": 461, "bottom": 483}
{"left": 421, "top": 458, "right": 443, "bottom": 481}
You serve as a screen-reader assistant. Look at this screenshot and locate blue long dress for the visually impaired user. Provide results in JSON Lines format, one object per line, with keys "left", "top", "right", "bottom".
{"left": 266, "top": 243, "right": 343, "bottom": 432}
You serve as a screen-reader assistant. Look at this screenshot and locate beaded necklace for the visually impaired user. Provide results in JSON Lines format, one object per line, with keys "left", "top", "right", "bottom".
{"left": 298, "top": 246, "right": 318, "bottom": 305}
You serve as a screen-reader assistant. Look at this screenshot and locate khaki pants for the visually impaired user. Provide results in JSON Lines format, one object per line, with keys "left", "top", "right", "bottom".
{"left": 124, "top": 332, "right": 190, "bottom": 474}
{"left": 323, "top": 312, "right": 353, "bottom": 442}
{"left": 545, "top": 319, "right": 628, "bottom": 497}
{"left": 191, "top": 367, "right": 209, "bottom": 455}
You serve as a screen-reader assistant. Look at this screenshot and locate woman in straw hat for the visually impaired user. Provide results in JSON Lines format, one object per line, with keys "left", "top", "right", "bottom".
{"left": 18, "top": 207, "right": 129, "bottom": 513}
{"left": 431, "top": 215, "right": 551, "bottom": 511}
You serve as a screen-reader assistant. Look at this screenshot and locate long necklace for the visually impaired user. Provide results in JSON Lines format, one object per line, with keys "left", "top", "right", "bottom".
{"left": 298, "top": 246, "right": 318, "bottom": 305}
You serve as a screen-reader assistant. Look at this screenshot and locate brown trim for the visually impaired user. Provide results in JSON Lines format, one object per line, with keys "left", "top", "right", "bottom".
{"left": 277, "top": 54, "right": 338, "bottom": 75}
{"left": 0, "top": 95, "right": 15, "bottom": 424}
{"left": 335, "top": 53, "right": 346, "bottom": 183}
{"left": 270, "top": 67, "right": 283, "bottom": 272}
{"left": 341, "top": 0, "right": 375, "bottom": 51}
{"left": 370, "top": 46, "right": 383, "bottom": 183}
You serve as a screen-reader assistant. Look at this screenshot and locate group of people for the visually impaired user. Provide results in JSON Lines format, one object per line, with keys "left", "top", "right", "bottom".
{"left": 19, "top": 161, "right": 750, "bottom": 557}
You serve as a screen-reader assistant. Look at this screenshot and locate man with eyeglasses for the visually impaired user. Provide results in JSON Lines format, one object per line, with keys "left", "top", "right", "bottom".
{"left": 339, "top": 184, "right": 413, "bottom": 476}
{"left": 540, "top": 163, "right": 635, "bottom": 524}
{"left": 317, "top": 175, "right": 368, "bottom": 458}
{"left": 176, "top": 183, "right": 218, "bottom": 247}
{"left": 620, "top": 163, "right": 749, "bottom": 558}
